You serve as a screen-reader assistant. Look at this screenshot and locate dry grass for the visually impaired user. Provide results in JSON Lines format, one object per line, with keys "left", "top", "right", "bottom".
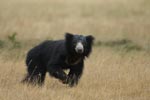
{"left": 0, "top": 48, "right": 150, "bottom": 100}
{"left": 0, "top": 0, "right": 150, "bottom": 100}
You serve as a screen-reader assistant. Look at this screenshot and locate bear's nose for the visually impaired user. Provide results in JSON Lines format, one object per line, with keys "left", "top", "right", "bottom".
{"left": 75, "top": 42, "right": 84, "bottom": 54}
{"left": 77, "top": 48, "right": 83, "bottom": 53}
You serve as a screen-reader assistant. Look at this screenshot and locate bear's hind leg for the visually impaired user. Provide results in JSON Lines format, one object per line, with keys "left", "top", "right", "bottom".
{"left": 22, "top": 61, "right": 46, "bottom": 86}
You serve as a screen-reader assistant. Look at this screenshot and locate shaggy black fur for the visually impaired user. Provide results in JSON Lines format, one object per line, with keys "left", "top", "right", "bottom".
{"left": 22, "top": 33, "right": 94, "bottom": 87}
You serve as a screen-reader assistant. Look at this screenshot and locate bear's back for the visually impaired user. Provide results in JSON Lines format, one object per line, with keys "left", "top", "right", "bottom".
{"left": 36, "top": 40, "right": 67, "bottom": 66}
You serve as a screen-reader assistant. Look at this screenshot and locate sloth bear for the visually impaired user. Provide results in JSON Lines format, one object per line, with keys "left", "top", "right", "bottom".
{"left": 22, "top": 33, "right": 94, "bottom": 87}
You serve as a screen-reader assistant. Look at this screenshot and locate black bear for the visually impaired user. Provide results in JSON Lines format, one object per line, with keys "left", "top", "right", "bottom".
{"left": 22, "top": 33, "right": 94, "bottom": 87}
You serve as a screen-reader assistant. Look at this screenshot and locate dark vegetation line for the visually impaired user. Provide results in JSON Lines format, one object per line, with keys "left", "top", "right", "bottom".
{"left": 95, "top": 39, "right": 143, "bottom": 52}
{"left": 0, "top": 33, "right": 144, "bottom": 52}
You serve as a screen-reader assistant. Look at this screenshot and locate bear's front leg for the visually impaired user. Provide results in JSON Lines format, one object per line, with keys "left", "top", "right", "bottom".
{"left": 48, "top": 66, "right": 68, "bottom": 83}
{"left": 67, "top": 73, "right": 78, "bottom": 87}
{"left": 67, "top": 67, "right": 83, "bottom": 87}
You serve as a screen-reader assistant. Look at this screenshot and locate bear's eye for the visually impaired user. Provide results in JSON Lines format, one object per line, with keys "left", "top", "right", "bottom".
{"left": 73, "top": 42, "right": 77, "bottom": 46}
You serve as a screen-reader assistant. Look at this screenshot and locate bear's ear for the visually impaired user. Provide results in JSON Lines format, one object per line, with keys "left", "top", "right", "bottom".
{"left": 84, "top": 35, "right": 95, "bottom": 57}
{"left": 65, "top": 32, "right": 74, "bottom": 41}
{"left": 86, "top": 35, "right": 95, "bottom": 44}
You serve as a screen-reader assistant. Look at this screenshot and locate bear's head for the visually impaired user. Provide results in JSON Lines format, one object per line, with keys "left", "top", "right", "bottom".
{"left": 65, "top": 32, "right": 94, "bottom": 57}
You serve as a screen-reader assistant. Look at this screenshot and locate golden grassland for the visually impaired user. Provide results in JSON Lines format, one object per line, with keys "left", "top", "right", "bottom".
{"left": 0, "top": 0, "right": 150, "bottom": 100}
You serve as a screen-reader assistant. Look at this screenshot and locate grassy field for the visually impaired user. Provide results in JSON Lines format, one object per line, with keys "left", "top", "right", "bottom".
{"left": 0, "top": 0, "right": 150, "bottom": 100}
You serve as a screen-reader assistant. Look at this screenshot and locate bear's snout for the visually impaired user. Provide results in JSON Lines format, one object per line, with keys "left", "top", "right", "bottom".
{"left": 75, "top": 42, "right": 84, "bottom": 54}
